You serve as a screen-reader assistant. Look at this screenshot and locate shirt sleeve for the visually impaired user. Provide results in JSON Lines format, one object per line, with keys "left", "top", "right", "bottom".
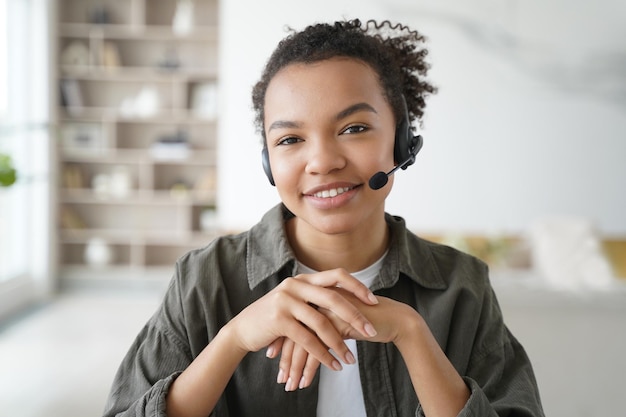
{"left": 456, "top": 284, "right": 545, "bottom": 417}
{"left": 102, "top": 269, "right": 194, "bottom": 417}
{"left": 413, "top": 336, "right": 543, "bottom": 417}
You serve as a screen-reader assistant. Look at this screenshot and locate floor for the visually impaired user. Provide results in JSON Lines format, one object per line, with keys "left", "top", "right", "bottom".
{"left": 0, "top": 288, "right": 163, "bottom": 417}
{"left": 1, "top": 279, "right": 625, "bottom": 417}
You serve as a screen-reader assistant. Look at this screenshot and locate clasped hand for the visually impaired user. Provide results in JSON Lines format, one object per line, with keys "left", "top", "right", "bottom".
{"left": 226, "top": 268, "right": 419, "bottom": 392}
{"left": 228, "top": 269, "right": 378, "bottom": 372}
{"left": 268, "top": 286, "right": 417, "bottom": 391}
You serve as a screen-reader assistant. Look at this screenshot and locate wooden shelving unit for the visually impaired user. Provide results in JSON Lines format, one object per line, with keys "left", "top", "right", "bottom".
{"left": 55, "top": 0, "right": 220, "bottom": 284}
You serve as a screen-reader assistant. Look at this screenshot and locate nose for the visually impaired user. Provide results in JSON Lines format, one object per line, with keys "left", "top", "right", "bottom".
{"left": 304, "top": 136, "right": 347, "bottom": 176}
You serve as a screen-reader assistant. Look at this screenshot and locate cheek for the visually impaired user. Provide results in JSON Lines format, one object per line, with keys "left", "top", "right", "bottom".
{"left": 271, "top": 153, "right": 300, "bottom": 189}
{"left": 368, "top": 139, "right": 395, "bottom": 170}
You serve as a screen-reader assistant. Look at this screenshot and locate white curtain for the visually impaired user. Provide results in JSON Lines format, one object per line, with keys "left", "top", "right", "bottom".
{"left": 0, "top": 0, "right": 53, "bottom": 319}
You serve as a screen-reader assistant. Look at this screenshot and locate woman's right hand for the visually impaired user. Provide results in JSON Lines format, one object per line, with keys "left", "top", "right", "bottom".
{"left": 227, "top": 268, "right": 378, "bottom": 373}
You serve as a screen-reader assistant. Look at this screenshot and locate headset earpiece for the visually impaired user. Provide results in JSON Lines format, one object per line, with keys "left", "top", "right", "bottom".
{"left": 261, "top": 146, "right": 275, "bottom": 186}
{"left": 394, "top": 95, "right": 422, "bottom": 170}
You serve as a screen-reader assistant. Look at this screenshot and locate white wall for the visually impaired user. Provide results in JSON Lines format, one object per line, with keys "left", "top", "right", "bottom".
{"left": 217, "top": 0, "right": 626, "bottom": 236}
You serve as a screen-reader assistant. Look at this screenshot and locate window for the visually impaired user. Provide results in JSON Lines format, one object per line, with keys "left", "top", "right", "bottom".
{"left": 0, "top": 0, "right": 52, "bottom": 319}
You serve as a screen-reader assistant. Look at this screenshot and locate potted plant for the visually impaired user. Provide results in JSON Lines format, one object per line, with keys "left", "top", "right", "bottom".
{"left": 0, "top": 153, "right": 17, "bottom": 187}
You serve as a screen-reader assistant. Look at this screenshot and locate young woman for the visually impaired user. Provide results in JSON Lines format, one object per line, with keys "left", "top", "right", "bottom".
{"left": 103, "top": 19, "right": 544, "bottom": 417}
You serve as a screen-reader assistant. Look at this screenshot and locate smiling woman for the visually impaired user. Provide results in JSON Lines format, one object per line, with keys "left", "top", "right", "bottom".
{"left": 104, "top": 18, "right": 544, "bottom": 417}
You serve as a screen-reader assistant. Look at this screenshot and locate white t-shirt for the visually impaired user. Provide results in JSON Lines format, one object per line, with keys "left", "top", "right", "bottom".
{"left": 297, "top": 252, "right": 386, "bottom": 417}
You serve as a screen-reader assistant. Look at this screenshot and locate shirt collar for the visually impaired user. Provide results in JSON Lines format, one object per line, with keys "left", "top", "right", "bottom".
{"left": 246, "top": 204, "right": 447, "bottom": 291}
{"left": 377, "top": 212, "right": 448, "bottom": 291}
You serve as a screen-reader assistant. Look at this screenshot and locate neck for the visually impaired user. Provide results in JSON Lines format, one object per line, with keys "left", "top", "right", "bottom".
{"left": 286, "top": 214, "right": 390, "bottom": 273}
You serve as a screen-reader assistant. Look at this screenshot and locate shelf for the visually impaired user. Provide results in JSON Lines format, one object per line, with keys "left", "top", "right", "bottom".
{"left": 60, "top": 188, "right": 216, "bottom": 205}
{"left": 59, "top": 23, "right": 219, "bottom": 41}
{"left": 60, "top": 229, "right": 218, "bottom": 245}
{"left": 60, "top": 108, "right": 217, "bottom": 121}
{"left": 59, "top": 65, "right": 217, "bottom": 80}
{"left": 59, "top": 111, "right": 217, "bottom": 124}
{"left": 59, "top": 148, "right": 217, "bottom": 163}
{"left": 55, "top": 0, "right": 221, "bottom": 282}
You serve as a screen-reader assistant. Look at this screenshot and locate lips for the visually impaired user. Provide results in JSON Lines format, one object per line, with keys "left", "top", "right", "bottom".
{"left": 303, "top": 182, "right": 360, "bottom": 209}
{"left": 313, "top": 186, "right": 353, "bottom": 198}
{"left": 304, "top": 182, "right": 358, "bottom": 198}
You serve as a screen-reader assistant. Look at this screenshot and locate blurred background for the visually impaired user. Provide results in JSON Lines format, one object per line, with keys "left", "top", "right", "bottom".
{"left": 0, "top": 0, "right": 624, "bottom": 416}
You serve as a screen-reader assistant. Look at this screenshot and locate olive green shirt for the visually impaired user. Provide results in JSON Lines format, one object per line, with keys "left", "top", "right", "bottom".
{"left": 103, "top": 204, "right": 544, "bottom": 417}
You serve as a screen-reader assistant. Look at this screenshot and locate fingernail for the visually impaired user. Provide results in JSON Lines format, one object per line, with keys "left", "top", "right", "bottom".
{"left": 266, "top": 346, "right": 274, "bottom": 358}
{"left": 277, "top": 368, "right": 285, "bottom": 384}
{"left": 332, "top": 360, "right": 343, "bottom": 371}
{"left": 368, "top": 292, "right": 379, "bottom": 304}
{"left": 344, "top": 350, "right": 356, "bottom": 364}
{"left": 299, "top": 376, "right": 307, "bottom": 389}
{"left": 364, "top": 323, "right": 377, "bottom": 337}
{"left": 285, "top": 377, "right": 294, "bottom": 391}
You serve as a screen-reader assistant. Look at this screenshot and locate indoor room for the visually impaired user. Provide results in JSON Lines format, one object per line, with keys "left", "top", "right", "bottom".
{"left": 1, "top": 0, "right": 625, "bottom": 416}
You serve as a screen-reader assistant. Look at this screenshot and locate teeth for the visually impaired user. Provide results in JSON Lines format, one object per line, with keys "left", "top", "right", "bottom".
{"left": 314, "top": 187, "right": 351, "bottom": 198}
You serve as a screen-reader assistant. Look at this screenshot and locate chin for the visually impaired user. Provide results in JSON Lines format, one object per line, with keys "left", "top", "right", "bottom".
{"left": 301, "top": 211, "right": 367, "bottom": 236}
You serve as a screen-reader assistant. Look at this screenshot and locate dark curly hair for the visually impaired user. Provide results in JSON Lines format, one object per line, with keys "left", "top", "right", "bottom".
{"left": 251, "top": 18, "right": 437, "bottom": 141}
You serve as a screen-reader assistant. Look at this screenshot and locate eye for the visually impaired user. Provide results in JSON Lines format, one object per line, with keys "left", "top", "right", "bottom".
{"left": 341, "top": 124, "right": 369, "bottom": 135}
{"left": 276, "top": 136, "right": 302, "bottom": 146}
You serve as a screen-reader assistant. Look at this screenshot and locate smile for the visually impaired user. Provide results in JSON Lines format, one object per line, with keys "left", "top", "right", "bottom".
{"left": 313, "top": 186, "right": 353, "bottom": 199}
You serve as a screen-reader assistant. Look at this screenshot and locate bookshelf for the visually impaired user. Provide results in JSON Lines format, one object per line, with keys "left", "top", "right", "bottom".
{"left": 55, "top": 0, "right": 221, "bottom": 284}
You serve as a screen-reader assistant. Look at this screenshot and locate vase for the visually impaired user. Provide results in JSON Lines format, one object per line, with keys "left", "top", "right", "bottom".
{"left": 84, "top": 238, "right": 113, "bottom": 267}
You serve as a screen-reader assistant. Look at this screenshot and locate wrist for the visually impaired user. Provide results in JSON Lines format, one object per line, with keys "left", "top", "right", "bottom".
{"left": 392, "top": 306, "right": 426, "bottom": 353}
{"left": 218, "top": 321, "right": 251, "bottom": 359}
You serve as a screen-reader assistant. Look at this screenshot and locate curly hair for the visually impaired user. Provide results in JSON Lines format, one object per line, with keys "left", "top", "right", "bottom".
{"left": 251, "top": 19, "right": 437, "bottom": 141}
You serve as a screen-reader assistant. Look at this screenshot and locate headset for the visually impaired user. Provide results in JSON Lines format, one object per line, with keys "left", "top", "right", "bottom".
{"left": 261, "top": 95, "right": 423, "bottom": 189}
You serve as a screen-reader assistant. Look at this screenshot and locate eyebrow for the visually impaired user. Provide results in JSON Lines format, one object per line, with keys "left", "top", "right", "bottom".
{"left": 335, "top": 102, "right": 378, "bottom": 121}
{"left": 267, "top": 102, "right": 378, "bottom": 133}
{"left": 267, "top": 120, "right": 302, "bottom": 132}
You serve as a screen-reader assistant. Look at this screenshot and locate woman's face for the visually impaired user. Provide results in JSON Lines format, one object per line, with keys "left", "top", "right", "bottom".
{"left": 264, "top": 57, "right": 396, "bottom": 236}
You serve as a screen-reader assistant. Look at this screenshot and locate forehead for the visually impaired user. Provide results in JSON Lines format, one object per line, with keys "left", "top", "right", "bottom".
{"left": 264, "top": 58, "right": 388, "bottom": 116}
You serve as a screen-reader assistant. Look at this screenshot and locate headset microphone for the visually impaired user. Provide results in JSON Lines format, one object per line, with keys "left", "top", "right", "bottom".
{"left": 368, "top": 134, "right": 423, "bottom": 190}
{"left": 369, "top": 150, "right": 415, "bottom": 190}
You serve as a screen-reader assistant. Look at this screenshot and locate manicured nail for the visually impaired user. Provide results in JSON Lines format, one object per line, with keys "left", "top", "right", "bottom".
{"left": 299, "top": 376, "right": 307, "bottom": 389}
{"left": 266, "top": 346, "right": 274, "bottom": 358}
{"left": 344, "top": 350, "right": 356, "bottom": 364}
{"left": 332, "top": 360, "right": 343, "bottom": 371}
{"left": 368, "top": 292, "right": 379, "bottom": 304}
{"left": 277, "top": 368, "right": 285, "bottom": 384}
{"left": 364, "top": 323, "right": 377, "bottom": 337}
{"left": 285, "top": 378, "right": 296, "bottom": 392}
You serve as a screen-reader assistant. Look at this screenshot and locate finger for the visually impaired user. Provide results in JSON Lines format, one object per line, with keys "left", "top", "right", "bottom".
{"left": 287, "top": 299, "right": 360, "bottom": 366}
{"left": 263, "top": 281, "right": 350, "bottom": 370}
{"left": 291, "top": 281, "right": 377, "bottom": 340}
{"left": 266, "top": 337, "right": 284, "bottom": 359}
{"left": 280, "top": 315, "right": 344, "bottom": 373}
{"left": 277, "top": 338, "right": 294, "bottom": 384}
{"left": 285, "top": 344, "right": 309, "bottom": 391}
{"left": 295, "top": 268, "right": 378, "bottom": 306}
{"left": 299, "top": 355, "right": 321, "bottom": 390}
{"left": 318, "top": 306, "right": 368, "bottom": 340}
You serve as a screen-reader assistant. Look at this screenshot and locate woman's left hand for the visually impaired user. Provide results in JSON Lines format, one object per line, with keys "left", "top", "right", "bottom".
{"left": 267, "top": 288, "right": 421, "bottom": 390}
{"left": 318, "top": 288, "right": 420, "bottom": 343}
